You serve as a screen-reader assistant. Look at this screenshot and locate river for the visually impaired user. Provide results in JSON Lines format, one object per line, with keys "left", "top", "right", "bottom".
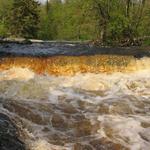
{"left": 0, "top": 42, "right": 150, "bottom": 150}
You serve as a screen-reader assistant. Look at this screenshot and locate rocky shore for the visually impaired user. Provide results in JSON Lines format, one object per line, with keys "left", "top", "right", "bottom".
{"left": 0, "top": 40, "right": 149, "bottom": 58}
{"left": 0, "top": 113, "right": 25, "bottom": 150}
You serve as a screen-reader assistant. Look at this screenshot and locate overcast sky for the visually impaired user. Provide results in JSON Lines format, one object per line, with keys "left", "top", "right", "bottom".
{"left": 38, "top": 0, "right": 46, "bottom": 3}
{"left": 38, "top": 0, "right": 64, "bottom": 3}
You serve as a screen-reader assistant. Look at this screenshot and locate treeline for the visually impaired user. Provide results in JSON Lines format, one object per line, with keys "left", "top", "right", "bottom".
{"left": 0, "top": 0, "right": 150, "bottom": 45}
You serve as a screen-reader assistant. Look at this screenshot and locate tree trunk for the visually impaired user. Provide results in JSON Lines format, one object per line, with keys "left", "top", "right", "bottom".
{"left": 126, "top": 0, "right": 131, "bottom": 17}
{"left": 101, "top": 24, "right": 107, "bottom": 43}
{"left": 46, "top": 0, "right": 50, "bottom": 14}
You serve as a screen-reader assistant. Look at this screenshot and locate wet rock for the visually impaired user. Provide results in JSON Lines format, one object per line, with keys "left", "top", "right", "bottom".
{"left": 110, "top": 102, "right": 133, "bottom": 115}
{"left": 72, "top": 114, "right": 86, "bottom": 121}
{"left": 78, "top": 101, "right": 87, "bottom": 110}
{"left": 78, "top": 101, "right": 96, "bottom": 112}
{"left": 59, "top": 104, "right": 78, "bottom": 114}
{"left": 98, "top": 104, "right": 109, "bottom": 114}
{"left": 134, "top": 53, "right": 144, "bottom": 59}
{"left": 22, "top": 39, "right": 32, "bottom": 44}
{"left": 47, "top": 133, "right": 67, "bottom": 146}
{"left": 87, "top": 90, "right": 106, "bottom": 97}
{"left": 139, "top": 130, "right": 150, "bottom": 142}
{"left": 47, "top": 132, "right": 76, "bottom": 146}
{"left": 74, "top": 119, "right": 99, "bottom": 137}
{"left": 104, "top": 125, "right": 114, "bottom": 138}
{"left": 0, "top": 113, "right": 25, "bottom": 150}
{"left": 90, "top": 138, "right": 128, "bottom": 150}
{"left": 74, "top": 143, "right": 93, "bottom": 150}
{"left": 3, "top": 101, "right": 48, "bottom": 125}
{"left": 141, "top": 122, "right": 150, "bottom": 128}
{"left": 51, "top": 114, "right": 68, "bottom": 130}
{"left": 98, "top": 102, "right": 134, "bottom": 115}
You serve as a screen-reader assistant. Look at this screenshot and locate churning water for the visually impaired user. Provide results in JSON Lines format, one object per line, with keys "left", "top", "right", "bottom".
{"left": 0, "top": 44, "right": 150, "bottom": 150}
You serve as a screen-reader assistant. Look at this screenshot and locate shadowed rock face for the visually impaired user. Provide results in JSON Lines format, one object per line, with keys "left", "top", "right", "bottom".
{"left": 0, "top": 42, "right": 149, "bottom": 57}
{"left": 0, "top": 113, "right": 25, "bottom": 150}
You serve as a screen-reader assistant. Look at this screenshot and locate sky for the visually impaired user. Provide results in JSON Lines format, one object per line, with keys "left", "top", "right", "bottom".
{"left": 38, "top": 0, "right": 46, "bottom": 3}
{"left": 38, "top": 0, "right": 64, "bottom": 3}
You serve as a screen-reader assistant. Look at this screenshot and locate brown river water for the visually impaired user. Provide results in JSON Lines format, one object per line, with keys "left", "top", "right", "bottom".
{"left": 0, "top": 51, "right": 150, "bottom": 150}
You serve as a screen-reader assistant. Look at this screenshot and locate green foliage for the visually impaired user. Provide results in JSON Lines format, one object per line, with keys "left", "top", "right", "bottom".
{"left": 87, "top": 0, "right": 150, "bottom": 43}
{"left": 0, "top": 0, "right": 149, "bottom": 45}
{"left": 143, "top": 39, "right": 150, "bottom": 46}
{"left": 0, "top": 23, "right": 7, "bottom": 37}
{"left": 8, "top": 0, "right": 40, "bottom": 38}
{"left": 0, "top": 0, "right": 13, "bottom": 37}
{"left": 38, "top": 0, "right": 96, "bottom": 41}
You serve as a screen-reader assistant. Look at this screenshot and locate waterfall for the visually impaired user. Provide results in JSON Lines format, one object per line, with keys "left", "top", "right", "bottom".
{"left": 0, "top": 43, "right": 150, "bottom": 150}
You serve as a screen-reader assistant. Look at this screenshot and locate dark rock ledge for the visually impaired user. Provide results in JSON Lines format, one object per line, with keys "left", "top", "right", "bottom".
{"left": 0, "top": 42, "right": 149, "bottom": 58}
{"left": 0, "top": 113, "right": 26, "bottom": 150}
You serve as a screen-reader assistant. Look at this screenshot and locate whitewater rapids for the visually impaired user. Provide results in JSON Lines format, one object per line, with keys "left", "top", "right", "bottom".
{"left": 0, "top": 56, "right": 150, "bottom": 150}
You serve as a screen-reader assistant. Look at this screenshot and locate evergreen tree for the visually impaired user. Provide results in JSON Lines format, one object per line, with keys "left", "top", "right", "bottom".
{"left": 9, "top": 0, "right": 40, "bottom": 38}
{"left": 0, "top": 0, "right": 13, "bottom": 37}
{"left": 0, "top": 0, "right": 149, "bottom": 45}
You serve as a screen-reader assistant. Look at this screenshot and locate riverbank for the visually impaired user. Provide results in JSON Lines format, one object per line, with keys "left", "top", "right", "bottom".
{"left": 0, "top": 40, "right": 150, "bottom": 58}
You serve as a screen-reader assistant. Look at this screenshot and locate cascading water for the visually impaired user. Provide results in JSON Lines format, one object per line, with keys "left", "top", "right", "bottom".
{"left": 0, "top": 43, "right": 150, "bottom": 150}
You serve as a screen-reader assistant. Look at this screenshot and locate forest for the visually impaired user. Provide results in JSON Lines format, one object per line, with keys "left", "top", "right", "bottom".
{"left": 0, "top": 0, "right": 150, "bottom": 46}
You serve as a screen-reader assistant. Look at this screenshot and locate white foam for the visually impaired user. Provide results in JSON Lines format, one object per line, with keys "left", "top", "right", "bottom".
{"left": 98, "top": 115, "right": 150, "bottom": 150}
{"left": 30, "top": 139, "right": 70, "bottom": 150}
{"left": 0, "top": 66, "right": 149, "bottom": 149}
{"left": 0, "top": 67, "right": 34, "bottom": 81}
{"left": 0, "top": 67, "right": 149, "bottom": 102}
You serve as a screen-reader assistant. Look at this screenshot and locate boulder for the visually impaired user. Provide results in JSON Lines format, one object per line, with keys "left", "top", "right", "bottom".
{"left": 0, "top": 113, "right": 25, "bottom": 150}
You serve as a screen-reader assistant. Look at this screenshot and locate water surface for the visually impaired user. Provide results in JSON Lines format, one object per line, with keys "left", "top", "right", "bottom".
{"left": 0, "top": 43, "right": 150, "bottom": 150}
